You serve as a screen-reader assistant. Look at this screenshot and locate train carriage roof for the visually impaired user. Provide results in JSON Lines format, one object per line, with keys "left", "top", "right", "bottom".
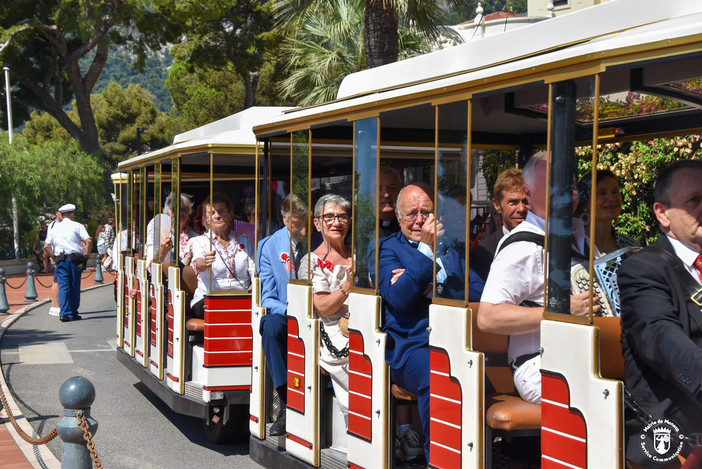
{"left": 117, "top": 106, "right": 296, "bottom": 171}
{"left": 253, "top": 0, "right": 702, "bottom": 138}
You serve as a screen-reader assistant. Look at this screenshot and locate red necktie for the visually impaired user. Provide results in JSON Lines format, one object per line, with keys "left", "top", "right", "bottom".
{"left": 694, "top": 255, "right": 702, "bottom": 283}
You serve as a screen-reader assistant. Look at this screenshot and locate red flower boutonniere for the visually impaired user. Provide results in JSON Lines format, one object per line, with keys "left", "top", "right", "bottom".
{"left": 238, "top": 243, "right": 245, "bottom": 251}
{"left": 280, "top": 252, "right": 294, "bottom": 272}
{"left": 317, "top": 258, "right": 334, "bottom": 271}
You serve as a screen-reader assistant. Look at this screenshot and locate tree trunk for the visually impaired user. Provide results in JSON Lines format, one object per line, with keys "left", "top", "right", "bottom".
{"left": 364, "top": 0, "right": 399, "bottom": 69}
{"left": 243, "top": 71, "right": 260, "bottom": 109}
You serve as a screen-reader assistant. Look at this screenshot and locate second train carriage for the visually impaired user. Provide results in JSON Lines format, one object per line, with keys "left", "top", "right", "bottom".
{"left": 248, "top": 0, "right": 702, "bottom": 467}
{"left": 113, "top": 106, "right": 294, "bottom": 443}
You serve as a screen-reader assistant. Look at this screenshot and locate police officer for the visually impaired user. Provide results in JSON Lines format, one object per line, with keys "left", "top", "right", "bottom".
{"left": 44, "top": 204, "right": 93, "bottom": 322}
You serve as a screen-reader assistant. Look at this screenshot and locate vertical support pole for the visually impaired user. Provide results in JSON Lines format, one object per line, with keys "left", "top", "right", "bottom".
{"left": 546, "top": 80, "right": 577, "bottom": 315}
{"left": 57, "top": 376, "right": 98, "bottom": 469}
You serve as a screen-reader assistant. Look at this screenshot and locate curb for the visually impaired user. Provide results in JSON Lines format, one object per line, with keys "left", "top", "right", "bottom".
{"left": 0, "top": 283, "right": 112, "bottom": 469}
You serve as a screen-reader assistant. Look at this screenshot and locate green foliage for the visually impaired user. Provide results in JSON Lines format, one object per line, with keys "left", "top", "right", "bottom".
{"left": 279, "top": 0, "right": 366, "bottom": 106}
{"left": 479, "top": 150, "right": 520, "bottom": 198}
{"left": 0, "top": 0, "right": 180, "bottom": 154}
{"left": 86, "top": 47, "right": 174, "bottom": 113}
{"left": 0, "top": 134, "right": 107, "bottom": 255}
{"left": 23, "top": 83, "right": 174, "bottom": 165}
{"left": 577, "top": 136, "right": 702, "bottom": 244}
{"left": 165, "top": 59, "right": 246, "bottom": 130}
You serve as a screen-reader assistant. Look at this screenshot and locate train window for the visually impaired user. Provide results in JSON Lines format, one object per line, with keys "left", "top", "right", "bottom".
{"left": 170, "top": 158, "right": 180, "bottom": 262}
{"left": 306, "top": 127, "right": 354, "bottom": 284}
{"left": 352, "top": 117, "right": 379, "bottom": 290}
{"left": 291, "top": 131, "right": 311, "bottom": 284}
{"left": 436, "top": 101, "right": 470, "bottom": 303}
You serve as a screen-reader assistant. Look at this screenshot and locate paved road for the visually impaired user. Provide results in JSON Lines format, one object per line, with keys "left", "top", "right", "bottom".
{"left": 0, "top": 286, "right": 261, "bottom": 469}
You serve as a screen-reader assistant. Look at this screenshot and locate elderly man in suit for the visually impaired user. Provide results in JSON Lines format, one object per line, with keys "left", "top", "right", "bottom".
{"left": 378, "top": 183, "right": 484, "bottom": 461}
{"left": 256, "top": 193, "right": 308, "bottom": 436}
{"left": 619, "top": 159, "right": 702, "bottom": 467}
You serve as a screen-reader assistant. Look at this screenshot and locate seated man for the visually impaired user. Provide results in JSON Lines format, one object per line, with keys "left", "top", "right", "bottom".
{"left": 378, "top": 183, "right": 484, "bottom": 461}
{"left": 477, "top": 152, "right": 597, "bottom": 404}
{"left": 256, "top": 194, "right": 308, "bottom": 436}
{"left": 619, "top": 160, "right": 702, "bottom": 468}
{"left": 471, "top": 168, "right": 529, "bottom": 280}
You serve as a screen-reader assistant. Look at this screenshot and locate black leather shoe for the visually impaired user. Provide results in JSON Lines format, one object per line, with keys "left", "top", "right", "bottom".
{"left": 71, "top": 315, "right": 83, "bottom": 320}
{"left": 59, "top": 316, "right": 71, "bottom": 322}
{"left": 269, "top": 412, "right": 286, "bottom": 436}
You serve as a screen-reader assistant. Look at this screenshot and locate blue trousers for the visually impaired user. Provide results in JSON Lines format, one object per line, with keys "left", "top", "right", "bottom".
{"left": 391, "top": 346, "right": 431, "bottom": 462}
{"left": 55, "top": 259, "right": 81, "bottom": 318}
{"left": 260, "top": 313, "right": 288, "bottom": 391}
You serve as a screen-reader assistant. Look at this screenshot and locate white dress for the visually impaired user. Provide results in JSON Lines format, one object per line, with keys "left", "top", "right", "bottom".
{"left": 309, "top": 252, "right": 350, "bottom": 420}
{"left": 190, "top": 230, "right": 255, "bottom": 306}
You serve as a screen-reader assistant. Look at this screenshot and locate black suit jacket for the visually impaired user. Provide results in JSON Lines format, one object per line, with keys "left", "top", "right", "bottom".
{"left": 619, "top": 235, "right": 702, "bottom": 462}
{"left": 471, "top": 228, "right": 504, "bottom": 281}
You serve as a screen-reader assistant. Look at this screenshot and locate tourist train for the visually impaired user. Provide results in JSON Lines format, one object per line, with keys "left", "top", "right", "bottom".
{"left": 113, "top": 0, "right": 702, "bottom": 466}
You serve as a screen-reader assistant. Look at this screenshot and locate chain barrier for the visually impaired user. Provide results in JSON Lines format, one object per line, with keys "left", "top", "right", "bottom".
{"left": 77, "top": 411, "right": 103, "bottom": 469}
{"left": 0, "top": 373, "right": 57, "bottom": 445}
{"left": 34, "top": 275, "right": 54, "bottom": 289}
{"left": 81, "top": 270, "right": 93, "bottom": 280}
{"left": 4, "top": 277, "right": 28, "bottom": 290}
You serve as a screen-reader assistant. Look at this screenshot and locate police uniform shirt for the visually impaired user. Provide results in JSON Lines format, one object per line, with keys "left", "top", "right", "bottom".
{"left": 45, "top": 219, "right": 90, "bottom": 255}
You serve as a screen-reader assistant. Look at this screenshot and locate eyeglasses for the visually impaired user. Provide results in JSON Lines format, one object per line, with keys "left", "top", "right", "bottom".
{"left": 319, "top": 213, "right": 350, "bottom": 225}
{"left": 402, "top": 210, "right": 433, "bottom": 223}
{"left": 209, "top": 209, "right": 229, "bottom": 218}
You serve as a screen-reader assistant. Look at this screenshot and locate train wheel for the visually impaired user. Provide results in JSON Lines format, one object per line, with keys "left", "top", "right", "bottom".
{"left": 203, "top": 404, "right": 249, "bottom": 444}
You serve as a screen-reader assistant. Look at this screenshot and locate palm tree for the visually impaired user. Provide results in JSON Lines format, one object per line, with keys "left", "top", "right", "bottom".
{"left": 278, "top": 0, "right": 428, "bottom": 105}
{"left": 276, "top": 0, "right": 473, "bottom": 69}
{"left": 279, "top": 0, "right": 365, "bottom": 106}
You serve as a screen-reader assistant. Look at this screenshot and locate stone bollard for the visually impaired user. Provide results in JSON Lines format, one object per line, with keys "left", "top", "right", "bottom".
{"left": 94, "top": 257, "right": 103, "bottom": 284}
{"left": 24, "top": 262, "right": 38, "bottom": 302}
{"left": 57, "top": 376, "right": 98, "bottom": 469}
{"left": 0, "top": 268, "right": 9, "bottom": 314}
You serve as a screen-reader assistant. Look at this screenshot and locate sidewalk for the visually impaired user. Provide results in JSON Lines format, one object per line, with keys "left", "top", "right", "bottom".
{"left": 0, "top": 269, "right": 115, "bottom": 468}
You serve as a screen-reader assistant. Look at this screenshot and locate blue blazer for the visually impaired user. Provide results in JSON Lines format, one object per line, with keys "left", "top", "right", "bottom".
{"left": 378, "top": 231, "right": 484, "bottom": 370}
{"left": 256, "top": 226, "right": 294, "bottom": 317}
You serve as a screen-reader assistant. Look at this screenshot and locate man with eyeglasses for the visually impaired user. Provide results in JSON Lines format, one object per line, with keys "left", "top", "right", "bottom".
{"left": 377, "top": 183, "right": 484, "bottom": 462}
{"left": 256, "top": 193, "right": 308, "bottom": 437}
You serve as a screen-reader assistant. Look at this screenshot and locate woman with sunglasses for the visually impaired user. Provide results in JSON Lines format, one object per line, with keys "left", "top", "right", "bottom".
{"left": 301, "top": 193, "right": 354, "bottom": 427}
{"left": 190, "top": 193, "right": 255, "bottom": 318}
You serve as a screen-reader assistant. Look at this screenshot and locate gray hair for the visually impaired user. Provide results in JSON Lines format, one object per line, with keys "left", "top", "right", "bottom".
{"left": 164, "top": 193, "right": 194, "bottom": 215}
{"left": 522, "top": 151, "right": 548, "bottom": 190}
{"left": 280, "top": 193, "right": 308, "bottom": 220}
{"left": 314, "top": 194, "right": 351, "bottom": 218}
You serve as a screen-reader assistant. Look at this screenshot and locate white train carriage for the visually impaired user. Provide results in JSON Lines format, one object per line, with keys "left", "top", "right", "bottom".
{"left": 114, "top": 106, "right": 294, "bottom": 442}
{"left": 248, "top": 0, "right": 702, "bottom": 467}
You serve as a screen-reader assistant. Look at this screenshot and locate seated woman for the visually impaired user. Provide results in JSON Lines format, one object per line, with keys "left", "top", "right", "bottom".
{"left": 300, "top": 194, "right": 354, "bottom": 427}
{"left": 145, "top": 193, "right": 200, "bottom": 271}
{"left": 577, "top": 170, "right": 640, "bottom": 255}
{"left": 189, "top": 193, "right": 255, "bottom": 318}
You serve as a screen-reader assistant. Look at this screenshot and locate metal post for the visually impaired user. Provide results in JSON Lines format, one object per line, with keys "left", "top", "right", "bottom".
{"left": 4, "top": 67, "right": 19, "bottom": 260}
{"left": 0, "top": 268, "right": 9, "bottom": 314}
{"left": 3, "top": 67, "right": 12, "bottom": 143}
{"left": 546, "top": 80, "right": 577, "bottom": 315}
{"left": 24, "top": 262, "right": 38, "bottom": 302}
{"left": 56, "top": 376, "right": 98, "bottom": 469}
{"left": 94, "top": 257, "right": 103, "bottom": 284}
